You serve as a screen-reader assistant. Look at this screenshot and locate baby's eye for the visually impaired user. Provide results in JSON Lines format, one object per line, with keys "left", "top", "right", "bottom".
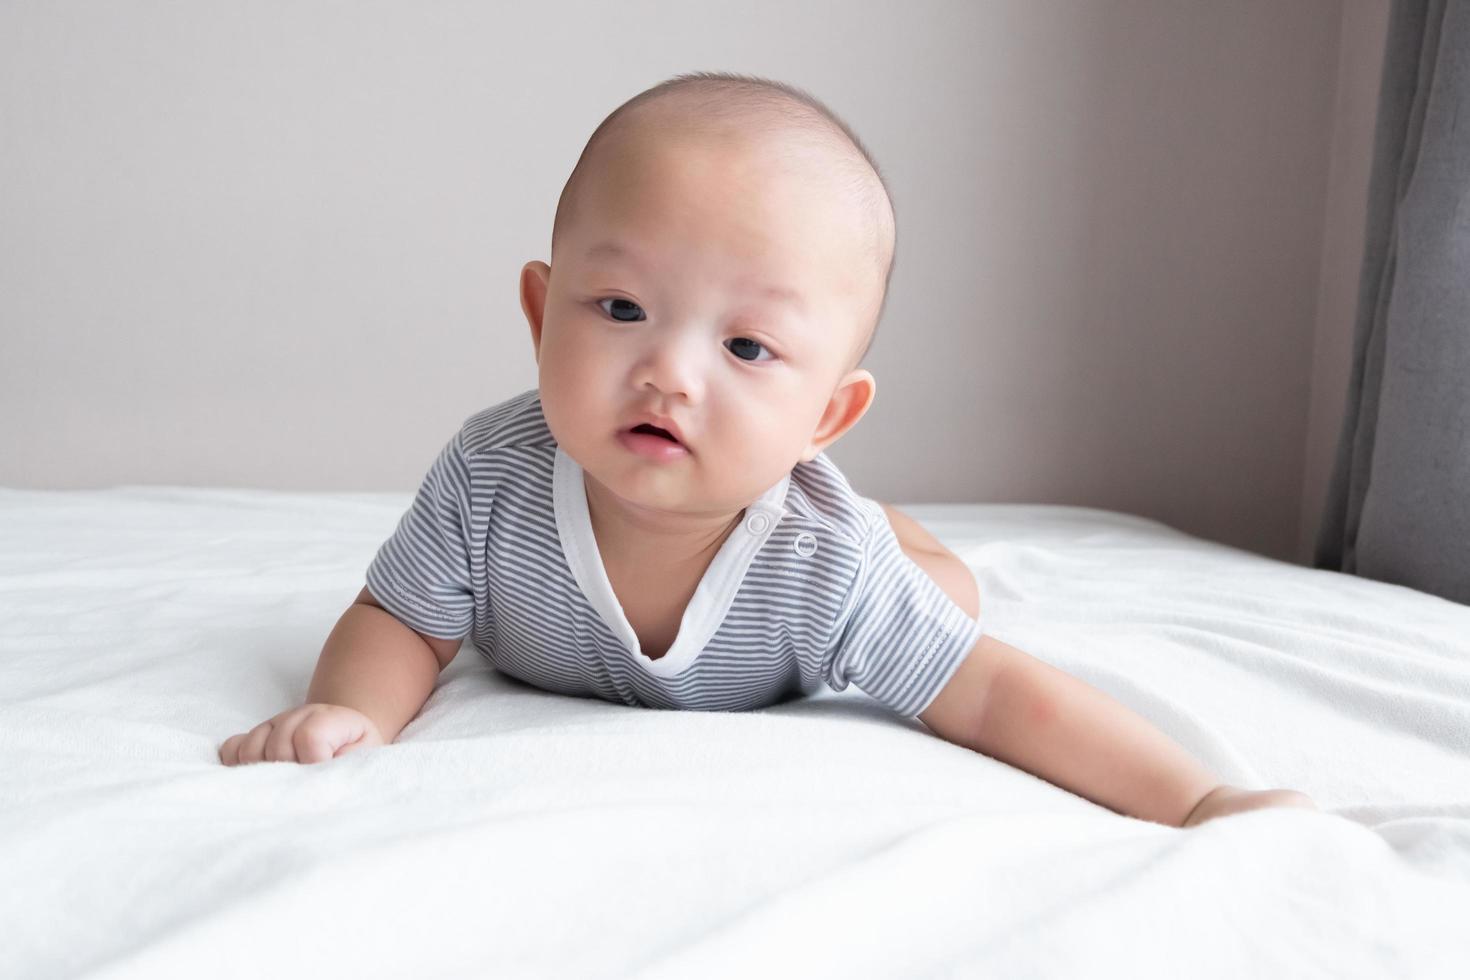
{"left": 726, "top": 337, "right": 773, "bottom": 363}
{"left": 598, "top": 298, "right": 646, "bottom": 322}
{"left": 596, "top": 298, "right": 772, "bottom": 362}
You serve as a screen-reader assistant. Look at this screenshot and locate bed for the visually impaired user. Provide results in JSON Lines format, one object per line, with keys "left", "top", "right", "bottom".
{"left": 2, "top": 485, "right": 1467, "bottom": 978}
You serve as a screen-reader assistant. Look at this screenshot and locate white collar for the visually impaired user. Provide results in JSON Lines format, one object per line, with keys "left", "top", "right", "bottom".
{"left": 552, "top": 444, "right": 791, "bottom": 678}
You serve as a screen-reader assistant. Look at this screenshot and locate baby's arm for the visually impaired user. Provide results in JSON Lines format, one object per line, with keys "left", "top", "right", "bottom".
{"left": 918, "top": 635, "right": 1317, "bottom": 827}
{"left": 218, "top": 587, "right": 461, "bottom": 765}
{"left": 306, "top": 587, "right": 462, "bottom": 737}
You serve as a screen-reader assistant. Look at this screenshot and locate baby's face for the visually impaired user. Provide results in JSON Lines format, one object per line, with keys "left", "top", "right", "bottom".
{"left": 522, "top": 132, "right": 881, "bottom": 521}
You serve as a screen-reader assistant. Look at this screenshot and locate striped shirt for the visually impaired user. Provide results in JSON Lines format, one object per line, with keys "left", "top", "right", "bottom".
{"left": 365, "top": 388, "right": 984, "bottom": 717}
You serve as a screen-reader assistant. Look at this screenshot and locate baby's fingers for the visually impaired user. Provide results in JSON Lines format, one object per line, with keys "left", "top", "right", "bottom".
{"left": 293, "top": 717, "right": 343, "bottom": 764}
{"left": 220, "top": 706, "right": 380, "bottom": 766}
{"left": 218, "top": 732, "right": 245, "bottom": 766}
{"left": 242, "top": 720, "right": 280, "bottom": 763}
{"left": 217, "top": 721, "right": 274, "bottom": 765}
{"left": 1262, "top": 789, "right": 1318, "bottom": 812}
{"left": 264, "top": 711, "right": 315, "bottom": 762}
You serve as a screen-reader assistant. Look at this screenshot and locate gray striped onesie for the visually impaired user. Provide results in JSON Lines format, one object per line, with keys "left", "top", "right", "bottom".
{"left": 365, "top": 388, "right": 984, "bottom": 717}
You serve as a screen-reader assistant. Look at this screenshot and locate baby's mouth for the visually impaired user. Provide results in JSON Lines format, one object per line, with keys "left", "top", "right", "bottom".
{"left": 629, "top": 423, "right": 681, "bottom": 445}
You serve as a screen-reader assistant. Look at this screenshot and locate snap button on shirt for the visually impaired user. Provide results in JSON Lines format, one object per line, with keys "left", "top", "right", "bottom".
{"left": 744, "top": 511, "right": 771, "bottom": 535}
{"left": 794, "top": 532, "right": 818, "bottom": 557}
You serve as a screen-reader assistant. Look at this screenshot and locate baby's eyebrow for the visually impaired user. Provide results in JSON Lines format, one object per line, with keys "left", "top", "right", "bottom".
{"left": 744, "top": 281, "right": 806, "bottom": 316}
{"left": 584, "top": 239, "right": 807, "bottom": 316}
{"left": 585, "top": 240, "right": 639, "bottom": 264}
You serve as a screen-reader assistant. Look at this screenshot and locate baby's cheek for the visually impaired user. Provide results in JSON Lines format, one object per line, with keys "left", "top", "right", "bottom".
{"left": 544, "top": 343, "right": 601, "bottom": 402}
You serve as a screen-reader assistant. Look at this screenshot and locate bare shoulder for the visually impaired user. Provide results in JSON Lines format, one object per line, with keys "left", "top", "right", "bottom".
{"left": 878, "top": 502, "right": 946, "bottom": 555}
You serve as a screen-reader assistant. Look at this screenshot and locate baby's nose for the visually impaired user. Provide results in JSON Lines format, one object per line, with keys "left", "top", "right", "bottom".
{"left": 635, "top": 329, "right": 711, "bottom": 398}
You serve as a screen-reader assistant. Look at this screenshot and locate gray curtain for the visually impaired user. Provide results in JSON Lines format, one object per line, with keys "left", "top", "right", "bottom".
{"left": 1315, "top": 0, "right": 1470, "bottom": 605}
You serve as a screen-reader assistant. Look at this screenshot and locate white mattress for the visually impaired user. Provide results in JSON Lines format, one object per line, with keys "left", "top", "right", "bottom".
{"left": 2, "top": 486, "right": 1468, "bottom": 978}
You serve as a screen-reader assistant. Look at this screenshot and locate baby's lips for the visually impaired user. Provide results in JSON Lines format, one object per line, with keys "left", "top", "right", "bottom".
{"left": 624, "top": 414, "right": 691, "bottom": 450}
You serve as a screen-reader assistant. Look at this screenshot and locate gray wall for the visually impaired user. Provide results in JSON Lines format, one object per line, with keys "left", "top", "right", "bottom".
{"left": 0, "top": 1, "right": 1387, "bottom": 565}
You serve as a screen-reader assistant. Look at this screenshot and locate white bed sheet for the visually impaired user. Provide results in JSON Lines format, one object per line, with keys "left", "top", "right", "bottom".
{"left": 1, "top": 486, "right": 1468, "bottom": 978}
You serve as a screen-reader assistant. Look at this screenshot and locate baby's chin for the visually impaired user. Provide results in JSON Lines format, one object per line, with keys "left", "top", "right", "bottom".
{"left": 600, "top": 463, "right": 784, "bottom": 517}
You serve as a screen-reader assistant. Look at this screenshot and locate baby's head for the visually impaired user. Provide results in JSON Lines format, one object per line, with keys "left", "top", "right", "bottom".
{"left": 520, "top": 71, "right": 896, "bottom": 520}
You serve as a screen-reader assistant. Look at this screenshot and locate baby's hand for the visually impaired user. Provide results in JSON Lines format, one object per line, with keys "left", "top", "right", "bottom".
{"left": 1182, "top": 784, "right": 1319, "bottom": 828}
{"left": 218, "top": 704, "right": 384, "bottom": 766}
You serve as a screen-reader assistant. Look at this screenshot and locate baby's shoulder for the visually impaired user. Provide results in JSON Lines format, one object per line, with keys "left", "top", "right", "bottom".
{"left": 782, "top": 453, "right": 885, "bottom": 550}
{"left": 456, "top": 387, "right": 556, "bottom": 457}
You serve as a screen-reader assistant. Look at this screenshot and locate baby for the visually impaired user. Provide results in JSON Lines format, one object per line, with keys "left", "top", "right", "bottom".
{"left": 220, "top": 72, "right": 1316, "bottom": 829}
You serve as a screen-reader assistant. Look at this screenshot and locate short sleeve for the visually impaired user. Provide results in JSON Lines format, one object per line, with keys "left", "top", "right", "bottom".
{"left": 364, "top": 430, "right": 475, "bottom": 640}
{"left": 822, "top": 506, "right": 984, "bottom": 717}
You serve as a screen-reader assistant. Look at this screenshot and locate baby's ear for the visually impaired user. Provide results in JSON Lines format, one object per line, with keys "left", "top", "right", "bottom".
{"left": 800, "top": 370, "right": 875, "bottom": 462}
{"left": 520, "top": 261, "right": 551, "bottom": 361}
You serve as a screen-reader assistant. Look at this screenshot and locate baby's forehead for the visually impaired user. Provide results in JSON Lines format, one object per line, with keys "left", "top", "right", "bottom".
{"left": 595, "top": 106, "right": 860, "bottom": 189}
{"left": 588, "top": 143, "right": 870, "bottom": 246}
{"left": 576, "top": 214, "right": 873, "bottom": 303}
{"left": 567, "top": 110, "right": 890, "bottom": 322}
